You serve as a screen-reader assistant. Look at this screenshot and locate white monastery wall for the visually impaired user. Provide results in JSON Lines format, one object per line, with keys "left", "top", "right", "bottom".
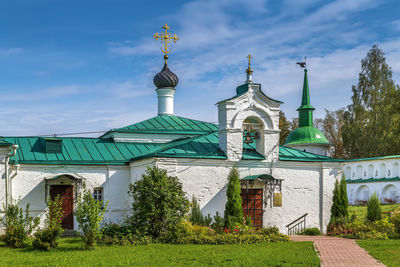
{"left": 343, "top": 159, "right": 400, "bottom": 205}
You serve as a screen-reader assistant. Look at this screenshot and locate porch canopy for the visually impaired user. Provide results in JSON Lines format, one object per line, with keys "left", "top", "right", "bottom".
{"left": 242, "top": 174, "right": 274, "bottom": 181}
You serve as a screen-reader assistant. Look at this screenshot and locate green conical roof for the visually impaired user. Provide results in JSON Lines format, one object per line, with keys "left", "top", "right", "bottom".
{"left": 297, "top": 69, "right": 315, "bottom": 127}
{"left": 284, "top": 68, "right": 330, "bottom": 146}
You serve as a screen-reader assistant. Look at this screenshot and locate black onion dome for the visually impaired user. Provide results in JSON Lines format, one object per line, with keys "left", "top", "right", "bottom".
{"left": 153, "top": 63, "right": 179, "bottom": 88}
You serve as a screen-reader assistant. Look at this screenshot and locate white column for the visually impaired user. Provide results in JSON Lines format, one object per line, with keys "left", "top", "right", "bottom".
{"left": 156, "top": 88, "right": 176, "bottom": 115}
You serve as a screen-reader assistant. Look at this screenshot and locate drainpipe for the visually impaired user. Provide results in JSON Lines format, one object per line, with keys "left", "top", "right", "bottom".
{"left": 5, "top": 144, "right": 18, "bottom": 209}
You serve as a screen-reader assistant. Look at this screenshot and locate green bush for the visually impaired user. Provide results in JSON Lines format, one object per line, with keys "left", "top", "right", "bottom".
{"left": 211, "top": 212, "right": 225, "bottom": 233}
{"left": 174, "top": 221, "right": 288, "bottom": 245}
{"left": 33, "top": 195, "right": 64, "bottom": 251}
{"left": 390, "top": 206, "right": 400, "bottom": 234}
{"left": 0, "top": 201, "right": 40, "bottom": 248}
{"left": 75, "top": 189, "right": 108, "bottom": 249}
{"left": 224, "top": 167, "right": 243, "bottom": 229}
{"left": 190, "top": 196, "right": 212, "bottom": 227}
{"left": 126, "top": 167, "right": 190, "bottom": 242}
{"left": 301, "top": 228, "right": 321, "bottom": 236}
{"left": 367, "top": 192, "right": 381, "bottom": 222}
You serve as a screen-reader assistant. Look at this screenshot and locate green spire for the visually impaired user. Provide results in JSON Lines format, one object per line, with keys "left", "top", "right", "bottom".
{"left": 297, "top": 68, "right": 315, "bottom": 127}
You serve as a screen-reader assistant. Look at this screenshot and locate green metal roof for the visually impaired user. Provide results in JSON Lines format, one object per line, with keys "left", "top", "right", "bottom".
{"left": 279, "top": 145, "right": 343, "bottom": 162}
{"left": 2, "top": 115, "right": 343, "bottom": 165}
{"left": 242, "top": 174, "right": 274, "bottom": 180}
{"left": 346, "top": 154, "right": 400, "bottom": 162}
{"left": 284, "top": 126, "right": 331, "bottom": 146}
{"left": 217, "top": 83, "right": 283, "bottom": 104}
{"left": 4, "top": 137, "right": 162, "bottom": 165}
{"left": 346, "top": 177, "right": 400, "bottom": 184}
{"left": 0, "top": 138, "right": 11, "bottom": 146}
{"left": 104, "top": 115, "right": 218, "bottom": 135}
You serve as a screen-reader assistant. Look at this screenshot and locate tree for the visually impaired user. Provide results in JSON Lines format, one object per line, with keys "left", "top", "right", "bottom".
{"left": 33, "top": 195, "right": 64, "bottom": 251}
{"left": 190, "top": 196, "right": 212, "bottom": 226}
{"left": 75, "top": 189, "right": 108, "bottom": 249}
{"left": 127, "top": 167, "right": 190, "bottom": 240}
{"left": 279, "top": 111, "right": 291, "bottom": 145}
{"left": 343, "top": 45, "right": 400, "bottom": 158}
{"left": 224, "top": 167, "right": 243, "bottom": 228}
{"left": 330, "top": 176, "right": 348, "bottom": 220}
{"left": 339, "top": 175, "right": 348, "bottom": 218}
{"left": 366, "top": 192, "right": 381, "bottom": 222}
{"left": 315, "top": 109, "right": 346, "bottom": 158}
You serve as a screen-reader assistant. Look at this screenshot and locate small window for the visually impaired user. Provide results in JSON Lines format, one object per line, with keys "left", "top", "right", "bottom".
{"left": 93, "top": 187, "right": 104, "bottom": 205}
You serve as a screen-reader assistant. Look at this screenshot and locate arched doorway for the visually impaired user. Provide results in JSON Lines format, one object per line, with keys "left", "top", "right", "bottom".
{"left": 381, "top": 184, "right": 399, "bottom": 204}
{"left": 355, "top": 185, "right": 369, "bottom": 205}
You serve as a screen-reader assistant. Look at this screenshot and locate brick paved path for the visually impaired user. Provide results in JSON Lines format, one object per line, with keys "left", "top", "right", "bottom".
{"left": 291, "top": 236, "right": 385, "bottom": 267}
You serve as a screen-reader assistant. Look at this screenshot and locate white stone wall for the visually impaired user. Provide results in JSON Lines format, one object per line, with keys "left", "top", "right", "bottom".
{"left": 0, "top": 164, "right": 131, "bottom": 229}
{"left": 0, "top": 155, "right": 340, "bottom": 234}
{"left": 343, "top": 158, "right": 400, "bottom": 204}
{"left": 156, "top": 157, "right": 340, "bottom": 234}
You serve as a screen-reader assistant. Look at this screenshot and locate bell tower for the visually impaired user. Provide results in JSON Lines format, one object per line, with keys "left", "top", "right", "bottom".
{"left": 217, "top": 55, "right": 282, "bottom": 161}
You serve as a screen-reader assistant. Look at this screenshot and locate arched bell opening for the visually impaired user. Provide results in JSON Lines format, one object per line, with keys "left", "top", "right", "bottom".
{"left": 242, "top": 116, "right": 264, "bottom": 156}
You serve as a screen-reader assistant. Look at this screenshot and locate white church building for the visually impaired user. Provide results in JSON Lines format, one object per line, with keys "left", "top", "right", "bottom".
{"left": 0, "top": 27, "right": 345, "bottom": 234}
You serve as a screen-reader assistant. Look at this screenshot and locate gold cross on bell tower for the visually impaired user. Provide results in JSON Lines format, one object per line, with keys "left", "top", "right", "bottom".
{"left": 153, "top": 24, "right": 179, "bottom": 64}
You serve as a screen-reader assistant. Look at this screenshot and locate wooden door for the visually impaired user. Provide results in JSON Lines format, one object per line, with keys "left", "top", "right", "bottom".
{"left": 241, "top": 189, "right": 263, "bottom": 228}
{"left": 50, "top": 185, "right": 74, "bottom": 230}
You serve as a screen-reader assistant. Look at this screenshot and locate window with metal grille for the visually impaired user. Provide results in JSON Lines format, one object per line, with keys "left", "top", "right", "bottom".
{"left": 93, "top": 187, "right": 104, "bottom": 206}
{"left": 241, "top": 189, "right": 263, "bottom": 228}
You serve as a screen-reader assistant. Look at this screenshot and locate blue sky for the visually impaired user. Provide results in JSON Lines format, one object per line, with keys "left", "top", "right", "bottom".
{"left": 1, "top": 0, "right": 400, "bottom": 136}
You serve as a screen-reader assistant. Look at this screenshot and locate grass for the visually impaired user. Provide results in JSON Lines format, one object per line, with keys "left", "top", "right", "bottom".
{"left": 348, "top": 203, "right": 400, "bottom": 220}
{"left": 357, "top": 239, "right": 400, "bottom": 267}
{"left": 0, "top": 238, "right": 320, "bottom": 267}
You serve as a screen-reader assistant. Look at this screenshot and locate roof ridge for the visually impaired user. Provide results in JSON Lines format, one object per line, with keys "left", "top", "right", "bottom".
{"left": 129, "top": 131, "right": 220, "bottom": 161}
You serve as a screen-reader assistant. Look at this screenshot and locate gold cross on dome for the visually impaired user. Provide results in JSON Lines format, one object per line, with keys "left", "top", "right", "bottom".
{"left": 247, "top": 54, "right": 252, "bottom": 65}
{"left": 153, "top": 24, "right": 179, "bottom": 63}
{"left": 246, "top": 54, "right": 253, "bottom": 75}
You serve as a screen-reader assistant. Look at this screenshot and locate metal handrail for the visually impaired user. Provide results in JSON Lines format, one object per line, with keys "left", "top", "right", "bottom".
{"left": 286, "top": 213, "right": 308, "bottom": 235}
{"left": 286, "top": 213, "right": 308, "bottom": 228}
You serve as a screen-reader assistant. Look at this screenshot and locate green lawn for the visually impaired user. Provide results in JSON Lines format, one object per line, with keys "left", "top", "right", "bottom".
{"left": 357, "top": 239, "right": 400, "bottom": 267}
{"left": 0, "top": 238, "right": 320, "bottom": 267}
{"left": 349, "top": 203, "right": 400, "bottom": 220}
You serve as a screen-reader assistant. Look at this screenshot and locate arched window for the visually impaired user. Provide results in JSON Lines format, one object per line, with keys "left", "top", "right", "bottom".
{"left": 345, "top": 166, "right": 351, "bottom": 180}
{"left": 242, "top": 117, "right": 264, "bottom": 151}
{"left": 379, "top": 163, "right": 386, "bottom": 178}
{"left": 368, "top": 164, "right": 374, "bottom": 178}
{"left": 356, "top": 165, "right": 362, "bottom": 179}
{"left": 393, "top": 163, "right": 399, "bottom": 178}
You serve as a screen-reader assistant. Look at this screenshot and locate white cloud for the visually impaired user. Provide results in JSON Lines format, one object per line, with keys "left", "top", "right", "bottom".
{"left": 0, "top": 48, "right": 23, "bottom": 55}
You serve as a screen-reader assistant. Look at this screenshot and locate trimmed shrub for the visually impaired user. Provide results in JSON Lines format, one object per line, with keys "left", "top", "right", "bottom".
{"left": 301, "top": 228, "right": 321, "bottom": 236}
{"left": 366, "top": 192, "right": 381, "bottom": 222}
{"left": 0, "top": 201, "right": 40, "bottom": 248}
{"left": 75, "top": 189, "right": 108, "bottom": 249}
{"left": 224, "top": 167, "right": 243, "bottom": 229}
{"left": 33, "top": 195, "right": 64, "bottom": 251}
{"left": 126, "top": 167, "right": 190, "bottom": 242}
